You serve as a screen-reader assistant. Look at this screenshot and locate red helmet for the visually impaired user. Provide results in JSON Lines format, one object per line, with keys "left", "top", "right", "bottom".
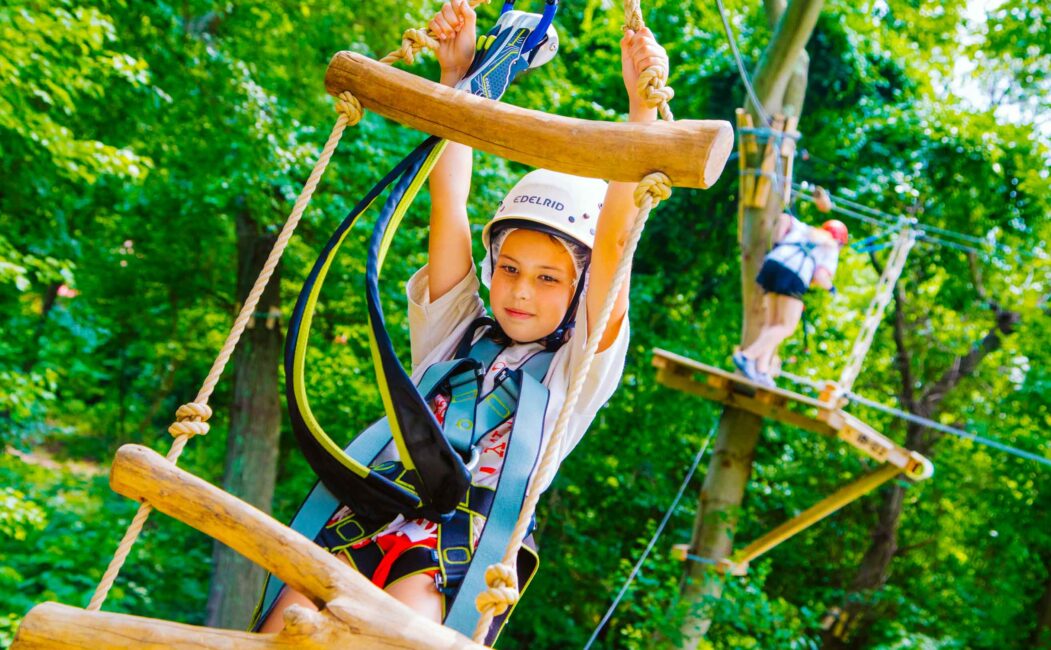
{"left": 821, "top": 219, "right": 849, "bottom": 246}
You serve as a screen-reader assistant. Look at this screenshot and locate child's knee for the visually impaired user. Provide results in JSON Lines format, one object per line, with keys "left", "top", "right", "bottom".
{"left": 385, "top": 573, "right": 443, "bottom": 623}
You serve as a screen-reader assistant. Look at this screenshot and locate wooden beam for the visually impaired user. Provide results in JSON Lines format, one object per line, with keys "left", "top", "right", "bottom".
{"left": 28, "top": 444, "right": 491, "bottom": 650}
{"left": 109, "top": 444, "right": 363, "bottom": 607}
{"left": 324, "top": 52, "right": 735, "bottom": 189}
{"left": 14, "top": 600, "right": 489, "bottom": 650}
{"left": 729, "top": 464, "right": 902, "bottom": 571}
{"left": 15, "top": 602, "right": 296, "bottom": 650}
{"left": 651, "top": 349, "right": 934, "bottom": 478}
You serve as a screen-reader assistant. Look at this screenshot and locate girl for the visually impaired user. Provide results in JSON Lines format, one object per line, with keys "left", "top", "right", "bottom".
{"left": 734, "top": 213, "right": 848, "bottom": 386}
{"left": 260, "top": 0, "right": 668, "bottom": 633}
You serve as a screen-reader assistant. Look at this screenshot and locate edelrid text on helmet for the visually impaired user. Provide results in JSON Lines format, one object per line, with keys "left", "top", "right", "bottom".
{"left": 483, "top": 169, "right": 608, "bottom": 251}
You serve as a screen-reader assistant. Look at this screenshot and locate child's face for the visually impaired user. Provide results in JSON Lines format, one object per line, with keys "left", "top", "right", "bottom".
{"left": 489, "top": 229, "right": 577, "bottom": 343}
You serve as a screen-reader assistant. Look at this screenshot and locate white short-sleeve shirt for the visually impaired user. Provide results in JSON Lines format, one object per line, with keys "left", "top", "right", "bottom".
{"left": 361, "top": 265, "right": 629, "bottom": 544}
{"left": 405, "top": 265, "right": 629, "bottom": 494}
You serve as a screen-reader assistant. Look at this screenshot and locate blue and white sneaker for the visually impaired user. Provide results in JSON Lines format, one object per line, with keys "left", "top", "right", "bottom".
{"left": 756, "top": 372, "right": 777, "bottom": 389}
{"left": 456, "top": 9, "right": 559, "bottom": 100}
{"left": 732, "top": 352, "right": 759, "bottom": 382}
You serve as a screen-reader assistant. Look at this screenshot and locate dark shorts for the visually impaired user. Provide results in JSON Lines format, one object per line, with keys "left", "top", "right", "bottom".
{"left": 756, "top": 259, "right": 807, "bottom": 299}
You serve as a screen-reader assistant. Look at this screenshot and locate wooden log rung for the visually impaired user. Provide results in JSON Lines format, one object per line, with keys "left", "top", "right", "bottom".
{"left": 325, "top": 52, "right": 734, "bottom": 189}
{"left": 13, "top": 445, "right": 489, "bottom": 650}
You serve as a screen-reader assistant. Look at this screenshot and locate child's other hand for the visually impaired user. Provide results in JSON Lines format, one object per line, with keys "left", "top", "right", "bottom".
{"left": 432, "top": 0, "right": 477, "bottom": 85}
{"left": 620, "top": 27, "right": 668, "bottom": 120}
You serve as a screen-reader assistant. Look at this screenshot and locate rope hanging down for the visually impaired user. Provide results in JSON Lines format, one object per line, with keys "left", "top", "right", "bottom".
{"left": 89, "top": 38, "right": 392, "bottom": 615}
{"left": 583, "top": 421, "right": 718, "bottom": 650}
{"left": 470, "top": 3, "right": 677, "bottom": 629}
{"left": 472, "top": 171, "right": 673, "bottom": 641}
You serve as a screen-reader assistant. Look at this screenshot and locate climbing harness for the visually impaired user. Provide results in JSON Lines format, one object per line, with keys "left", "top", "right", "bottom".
{"left": 257, "top": 318, "right": 554, "bottom": 642}
{"left": 269, "top": 4, "right": 567, "bottom": 639}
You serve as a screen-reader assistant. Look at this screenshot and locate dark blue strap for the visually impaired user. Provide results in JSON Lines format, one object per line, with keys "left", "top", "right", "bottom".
{"left": 443, "top": 369, "right": 549, "bottom": 634}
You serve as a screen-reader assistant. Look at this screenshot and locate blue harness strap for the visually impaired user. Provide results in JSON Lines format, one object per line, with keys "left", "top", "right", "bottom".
{"left": 252, "top": 358, "right": 473, "bottom": 626}
{"left": 443, "top": 368, "right": 549, "bottom": 634}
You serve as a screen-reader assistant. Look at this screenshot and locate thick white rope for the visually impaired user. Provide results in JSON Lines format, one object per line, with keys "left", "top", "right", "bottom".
{"left": 87, "top": 96, "right": 363, "bottom": 612}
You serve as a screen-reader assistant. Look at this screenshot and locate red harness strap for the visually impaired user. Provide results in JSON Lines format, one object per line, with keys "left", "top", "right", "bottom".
{"left": 370, "top": 533, "right": 439, "bottom": 588}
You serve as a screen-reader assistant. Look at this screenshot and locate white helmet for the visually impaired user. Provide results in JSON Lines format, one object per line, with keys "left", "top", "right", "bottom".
{"left": 481, "top": 169, "right": 608, "bottom": 251}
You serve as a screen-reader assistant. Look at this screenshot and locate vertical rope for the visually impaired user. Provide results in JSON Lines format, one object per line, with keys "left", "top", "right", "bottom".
{"left": 380, "top": 0, "right": 492, "bottom": 66}
{"left": 87, "top": 96, "right": 363, "bottom": 612}
{"left": 623, "top": 0, "right": 675, "bottom": 122}
{"left": 471, "top": 174, "right": 672, "bottom": 642}
{"left": 471, "top": 6, "right": 677, "bottom": 640}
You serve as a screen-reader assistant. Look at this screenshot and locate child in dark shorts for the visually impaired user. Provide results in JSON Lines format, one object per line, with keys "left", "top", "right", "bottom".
{"left": 733, "top": 213, "right": 847, "bottom": 386}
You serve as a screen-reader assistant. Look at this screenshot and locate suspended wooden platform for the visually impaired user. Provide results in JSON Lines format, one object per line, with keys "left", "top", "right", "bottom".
{"left": 653, "top": 348, "right": 933, "bottom": 575}
{"left": 13, "top": 445, "right": 489, "bottom": 650}
{"left": 653, "top": 349, "right": 932, "bottom": 479}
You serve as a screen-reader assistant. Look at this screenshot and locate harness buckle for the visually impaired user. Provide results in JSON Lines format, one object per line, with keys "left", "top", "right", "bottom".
{"left": 465, "top": 445, "right": 482, "bottom": 472}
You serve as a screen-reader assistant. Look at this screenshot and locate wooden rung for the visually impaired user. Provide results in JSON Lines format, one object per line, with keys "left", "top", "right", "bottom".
{"left": 752, "top": 114, "right": 785, "bottom": 208}
{"left": 12, "top": 445, "right": 488, "bottom": 650}
{"left": 736, "top": 108, "right": 758, "bottom": 156}
{"left": 326, "top": 52, "right": 734, "bottom": 189}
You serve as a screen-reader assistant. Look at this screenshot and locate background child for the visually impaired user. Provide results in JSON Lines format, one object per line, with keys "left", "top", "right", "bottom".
{"left": 261, "top": 0, "right": 670, "bottom": 630}
{"left": 734, "top": 213, "right": 848, "bottom": 386}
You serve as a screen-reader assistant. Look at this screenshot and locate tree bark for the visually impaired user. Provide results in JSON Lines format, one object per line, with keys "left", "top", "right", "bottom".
{"left": 675, "top": 1, "right": 824, "bottom": 646}
{"left": 205, "top": 209, "right": 283, "bottom": 630}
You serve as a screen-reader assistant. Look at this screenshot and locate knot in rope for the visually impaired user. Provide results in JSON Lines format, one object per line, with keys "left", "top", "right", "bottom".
{"left": 637, "top": 66, "right": 675, "bottom": 121}
{"left": 335, "top": 91, "right": 364, "bottom": 126}
{"left": 474, "top": 563, "right": 519, "bottom": 617}
{"left": 383, "top": 28, "right": 439, "bottom": 66}
{"left": 634, "top": 172, "right": 672, "bottom": 208}
{"left": 168, "top": 402, "right": 212, "bottom": 438}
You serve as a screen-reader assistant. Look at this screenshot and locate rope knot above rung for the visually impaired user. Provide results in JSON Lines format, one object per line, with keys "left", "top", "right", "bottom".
{"left": 634, "top": 172, "right": 672, "bottom": 208}
{"left": 335, "top": 91, "right": 364, "bottom": 125}
{"left": 637, "top": 66, "right": 675, "bottom": 120}
{"left": 168, "top": 402, "right": 212, "bottom": 438}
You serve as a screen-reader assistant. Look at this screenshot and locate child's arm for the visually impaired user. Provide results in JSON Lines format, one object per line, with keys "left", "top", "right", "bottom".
{"left": 811, "top": 267, "right": 835, "bottom": 291}
{"left": 809, "top": 230, "right": 839, "bottom": 291}
{"left": 588, "top": 28, "right": 669, "bottom": 351}
{"left": 772, "top": 213, "right": 793, "bottom": 243}
{"left": 428, "top": 0, "right": 477, "bottom": 301}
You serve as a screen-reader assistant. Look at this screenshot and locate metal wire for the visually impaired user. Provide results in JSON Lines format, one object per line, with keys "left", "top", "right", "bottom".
{"left": 582, "top": 422, "right": 719, "bottom": 650}
{"left": 776, "top": 370, "right": 1051, "bottom": 469}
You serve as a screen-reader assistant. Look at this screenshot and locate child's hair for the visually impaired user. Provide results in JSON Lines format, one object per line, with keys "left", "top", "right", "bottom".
{"left": 480, "top": 226, "right": 591, "bottom": 289}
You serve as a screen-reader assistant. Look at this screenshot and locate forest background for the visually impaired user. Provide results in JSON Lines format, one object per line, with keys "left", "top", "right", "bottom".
{"left": 1, "top": 0, "right": 1048, "bottom": 648}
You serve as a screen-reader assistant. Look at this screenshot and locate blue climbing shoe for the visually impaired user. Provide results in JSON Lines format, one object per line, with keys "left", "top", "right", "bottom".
{"left": 732, "top": 352, "right": 759, "bottom": 382}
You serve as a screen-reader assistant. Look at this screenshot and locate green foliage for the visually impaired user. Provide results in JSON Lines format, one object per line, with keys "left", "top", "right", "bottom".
{"left": 1, "top": 0, "right": 1049, "bottom": 649}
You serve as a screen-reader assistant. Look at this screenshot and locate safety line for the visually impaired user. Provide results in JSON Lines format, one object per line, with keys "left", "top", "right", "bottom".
{"left": 776, "top": 370, "right": 1051, "bottom": 469}
{"left": 846, "top": 390, "right": 1051, "bottom": 468}
{"left": 794, "top": 182, "right": 1044, "bottom": 263}
{"left": 714, "top": 0, "right": 769, "bottom": 127}
{"left": 582, "top": 421, "right": 719, "bottom": 650}
{"left": 713, "top": 0, "right": 792, "bottom": 203}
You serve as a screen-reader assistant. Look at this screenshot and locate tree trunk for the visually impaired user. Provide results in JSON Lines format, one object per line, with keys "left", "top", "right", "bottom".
{"left": 675, "top": 1, "right": 824, "bottom": 645}
{"left": 205, "top": 210, "right": 283, "bottom": 629}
